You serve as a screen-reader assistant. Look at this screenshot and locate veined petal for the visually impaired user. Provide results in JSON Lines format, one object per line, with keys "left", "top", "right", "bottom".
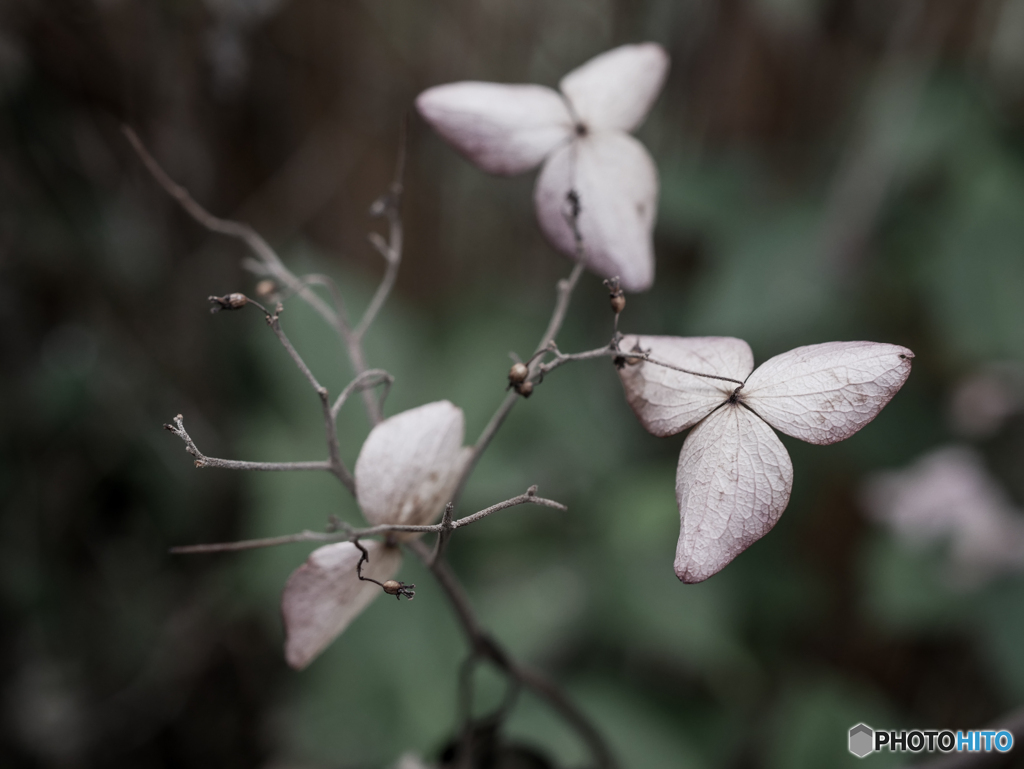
{"left": 559, "top": 42, "right": 669, "bottom": 133}
{"left": 355, "top": 400, "right": 468, "bottom": 527}
{"left": 534, "top": 132, "right": 657, "bottom": 292}
{"left": 282, "top": 540, "right": 402, "bottom": 670}
{"left": 741, "top": 342, "right": 914, "bottom": 445}
{"left": 675, "top": 404, "right": 793, "bottom": 583}
{"left": 618, "top": 334, "right": 753, "bottom": 437}
{"left": 416, "top": 82, "right": 573, "bottom": 175}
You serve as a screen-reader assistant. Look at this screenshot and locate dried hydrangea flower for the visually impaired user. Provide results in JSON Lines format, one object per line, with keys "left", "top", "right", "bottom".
{"left": 417, "top": 43, "right": 669, "bottom": 292}
{"left": 619, "top": 337, "right": 914, "bottom": 582}
{"left": 282, "top": 401, "right": 469, "bottom": 669}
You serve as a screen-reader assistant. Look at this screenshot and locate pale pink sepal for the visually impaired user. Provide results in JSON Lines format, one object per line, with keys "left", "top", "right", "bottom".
{"left": 282, "top": 540, "right": 402, "bottom": 669}
{"left": 617, "top": 335, "right": 753, "bottom": 437}
{"left": 742, "top": 342, "right": 914, "bottom": 445}
{"left": 415, "top": 82, "right": 573, "bottom": 176}
{"left": 560, "top": 42, "right": 670, "bottom": 133}
{"left": 355, "top": 400, "right": 469, "bottom": 528}
{"left": 534, "top": 132, "right": 658, "bottom": 291}
{"left": 675, "top": 405, "right": 793, "bottom": 583}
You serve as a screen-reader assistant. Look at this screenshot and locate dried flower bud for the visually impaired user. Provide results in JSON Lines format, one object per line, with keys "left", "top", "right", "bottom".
{"left": 508, "top": 362, "right": 529, "bottom": 385}
{"left": 515, "top": 381, "right": 534, "bottom": 398}
{"left": 208, "top": 293, "right": 249, "bottom": 313}
{"left": 382, "top": 579, "right": 402, "bottom": 595}
{"left": 604, "top": 276, "right": 626, "bottom": 314}
{"left": 255, "top": 279, "right": 277, "bottom": 298}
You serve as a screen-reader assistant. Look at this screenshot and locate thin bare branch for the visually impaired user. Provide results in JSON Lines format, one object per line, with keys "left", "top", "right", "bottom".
{"left": 405, "top": 537, "right": 617, "bottom": 769}
{"left": 355, "top": 120, "right": 406, "bottom": 340}
{"left": 123, "top": 125, "right": 386, "bottom": 426}
{"left": 163, "top": 414, "right": 335, "bottom": 475}
{"left": 170, "top": 489, "right": 565, "bottom": 554}
{"left": 331, "top": 369, "right": 393, "bottom": 420}
{"left": 457, "top": 259, "right": 586, "bottom": 499}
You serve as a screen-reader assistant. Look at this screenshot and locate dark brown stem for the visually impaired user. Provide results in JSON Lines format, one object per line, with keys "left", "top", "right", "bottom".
{"left": 406, "top": 539, "right": 617, "bottom": 769}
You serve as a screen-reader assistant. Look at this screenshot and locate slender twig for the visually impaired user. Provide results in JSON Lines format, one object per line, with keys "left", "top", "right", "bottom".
{"left": 405, "top": 539, "right": 617, "bottom": 769}
{"left": 170, "top": 489, "right": 565, "bottom": 554}
{"left": 163, "top": 413, "right": 334, "bottom": 473}
{"left": 331, "top": 369, "right": 393, "bottom": 420}
{"left": 529, "top": 341, "right": 747, "bottom": 388}
{"left": 355, "top": 118, "right": 406, "bottom": 340}
{"left": 123, "top": 125, "right": 388, "bottom": 426}
{"left": 456, "top": 259, "right": 586, "bottom": 500}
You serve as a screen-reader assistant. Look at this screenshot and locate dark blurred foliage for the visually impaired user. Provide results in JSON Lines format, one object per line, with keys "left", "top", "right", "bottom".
{"left": 2, "top": 0, "right": 1024, "bottom": 767}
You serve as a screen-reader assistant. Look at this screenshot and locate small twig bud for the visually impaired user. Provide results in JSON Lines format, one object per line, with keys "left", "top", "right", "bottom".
{"left": 514, "top": 381, "right": 534, "bottom": 398}
{"left": 382, "top": 579, "right": 416, "bottom": 600}
{"left": 508, "top": 362, "right": 529, "bottom": 385}
{"left": 208, "top": 293, "right": 249, "bottom": 313}
{"left": 604, "top": 277, "right": 625, "bottom": 314}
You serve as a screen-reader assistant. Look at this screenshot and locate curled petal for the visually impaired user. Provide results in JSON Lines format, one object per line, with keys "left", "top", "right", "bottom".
{"left": 416, "top": 82, "right": 573, "bottom": 175}
{"left": 741, "top": 342, "right": 914, "bottom": 445}
{"left": 559, "top": 42, "right": 670, "bottom": 132}
{"left": 355, "top": 400, "right": 469, "bottom": 527}
{"left": 618, "top": 335, "right": 753, "bottom": 436}
{"left": 675, "top": 404, "right": 794, "bottom": 583}
{"left": 534, "top": 132, "right": 657, "bottom": 292}
{"left": 282, "top": 540, "right": 402, "bottom": 670}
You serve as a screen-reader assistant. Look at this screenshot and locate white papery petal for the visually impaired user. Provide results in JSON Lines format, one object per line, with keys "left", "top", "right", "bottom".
{"left": 534, "top": 132, "right": 657, "bottom": 291}
{"left": 741, "top": 342, "right": 914, "bottom": 445}
{"left": 675, "top": 405, "right": 793, "bottom": 583}
{"left": 559, "top": 42, "right": 669, "bottom": 132}
{"left": 282, "top": 540, "right": 402, "bottom": 670}
{"left": 416, "top": 82, "right": 573, "bottom": 175}
{"left": 618, "top": 335, "right": 753, "bottom": 437}
{"left": 355, "top": 400, "right": 468, "bottom": 527}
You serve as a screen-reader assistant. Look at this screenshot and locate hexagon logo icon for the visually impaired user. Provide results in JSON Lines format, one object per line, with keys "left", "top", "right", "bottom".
{"left": 849, "top": 723, "right": 874, "bottom": 758}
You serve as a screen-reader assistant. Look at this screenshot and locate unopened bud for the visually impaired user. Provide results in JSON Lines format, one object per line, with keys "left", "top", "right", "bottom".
{"left": 508, "top": 362, "right": 529, "bottom": 385}
{"left": 208, "top": 293, "right": 249, "bottom": 313}
{"left": 515, "top": 381, "right": 534, "bottom": 398}
{"left": 255, "top": 279, "right": 277, "bottom": 298}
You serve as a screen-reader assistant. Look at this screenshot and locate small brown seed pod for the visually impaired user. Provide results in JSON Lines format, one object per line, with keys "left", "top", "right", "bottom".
{"left": 255, "top": 279, "right": 277, "bottom": 298}
{"left": 208, "top": 293, "right": 249, "bottom": 312}
{"left": 610, "top": 294, "right": 626, "bottom": 314}
{"left": 508, "top": 362, "right": 529, "bottom": 384}
{"left": 515, "top": 381, "right": 534, "bottom": 398}
{"left": 382, "top": 580, "right": 402, "bottom": 595}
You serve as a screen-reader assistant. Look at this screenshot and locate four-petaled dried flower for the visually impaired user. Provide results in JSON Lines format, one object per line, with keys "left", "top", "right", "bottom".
{"left": 416, "top": 43, "right": 669, "bottom": 292}
{"left": 618, "top": 337, "right": 914, "bottom": 583}
{"left": 282, "top": 400, "right": 470, "bottom": 669}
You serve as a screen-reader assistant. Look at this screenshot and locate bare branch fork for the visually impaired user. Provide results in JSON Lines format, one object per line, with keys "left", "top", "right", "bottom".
{"left": 123, "top": 124, "right": 403, "bottom": 426}
{"left": 168, "top": 488, "right": 566, "bottom": 554}
{"left": 139, "top": 131, "right": 617, "bottom": 764}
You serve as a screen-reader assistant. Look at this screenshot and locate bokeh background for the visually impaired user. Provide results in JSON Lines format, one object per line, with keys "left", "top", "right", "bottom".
{"left": 3, "top": 0, "right": 1024, "bottom": 766}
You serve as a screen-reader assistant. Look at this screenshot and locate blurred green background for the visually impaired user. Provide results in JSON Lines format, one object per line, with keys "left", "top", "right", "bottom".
{"left": 3, "top": 0, "right": 1024, "bottom": 767}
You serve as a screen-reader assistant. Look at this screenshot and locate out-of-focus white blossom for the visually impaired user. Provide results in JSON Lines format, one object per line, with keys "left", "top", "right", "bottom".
{"left": 948, "top": 363, "right": 1024, "bottom": 439}
{"left": 862, "top": 445, "right": 1024, "bottom": 582}
{"left": 417, "top": 43, "right": 669, "bottom": 292}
